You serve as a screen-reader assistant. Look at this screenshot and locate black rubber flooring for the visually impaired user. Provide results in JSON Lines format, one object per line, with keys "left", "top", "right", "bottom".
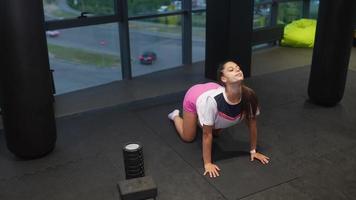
{"left": 1, "top": 66, "right": 356, "bottom": 200}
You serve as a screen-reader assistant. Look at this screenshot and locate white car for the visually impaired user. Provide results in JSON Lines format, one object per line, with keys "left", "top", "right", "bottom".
{"left": 157, "top": 5, "right": 168, "bottom": 12}
{"left": 46, "top": 30, "right": 60, "bottom": 37}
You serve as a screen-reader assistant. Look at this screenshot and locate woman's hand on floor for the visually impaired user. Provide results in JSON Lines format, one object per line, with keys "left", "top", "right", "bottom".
{"left": 251, "top": 152, "right": 270, "bottom": 164}
{"left": 204, "top": 163, "right": 220, "bottom": 178}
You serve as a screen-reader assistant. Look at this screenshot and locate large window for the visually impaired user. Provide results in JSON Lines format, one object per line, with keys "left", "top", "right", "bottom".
{"left": 47, "top": 24, "right": 121, "bottom": 94}
{"left": 277, "top": 1, "right": 303, "bottom": 24}
{"left": 254, "top": 0, "right": 317, "bottom": 28}
{"left": 192, "top": 12, "right": 205, "bottom": 62}
{"left": 129, "top": 17, "right": 182, "bottom": 77}
{"left": 127, "top": 0, "right": 181, "bottom": 17}
{"left": 309, "top": 0, "right": 319, "bottom": 19}
{"left": 254, "top": 0, "right": 272, "bottom": 29}
{"left": 43, "top": 0, "right": 116, "bottom": 21}
{"left": 192, "top": 0, "right": 206, "bottom": 9}
{"left": 43, "top": 0, "right": 316, "bottom": 95}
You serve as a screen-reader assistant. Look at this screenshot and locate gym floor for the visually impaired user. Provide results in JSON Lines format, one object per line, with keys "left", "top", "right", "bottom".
{"left": 1, "top": 47, "right": 356, "bottom": 199}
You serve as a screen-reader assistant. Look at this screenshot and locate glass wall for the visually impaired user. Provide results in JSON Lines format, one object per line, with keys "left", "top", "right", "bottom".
{"left": 127, "top": 0, "right": 181, "bottom": 16}
{"left": 309, "top": 0, "right": 319, "bottom": 19}
{"left": 43, "top": 0, "right": 316, "bottom": 95}
{"left": 129, "top": 17, "right": 182, "bottom": 77}
{"left": 47, "top": 23, "right": 121, "bottom": 94}
{"left": 192, "top": 12, "right": 206, "bottom": 62}
{"left": 254, "top": 0, "right": 318, "bottom": 28}
{"left": 254, "top": 0, "right": 272, "bottom": 29}
{"left": 192, "top": 0, "right": 206, "bottom": 9}
{"left": 43, "top": 0, "right": 116, "bottom": 21}
{"left": 277, "top": 1, "right": 303, "bottom": 24}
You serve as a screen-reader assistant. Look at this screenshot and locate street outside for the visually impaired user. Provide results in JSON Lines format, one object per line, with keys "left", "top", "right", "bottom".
{"left": 44, "top": 0, "right": 206, "bottom": 94}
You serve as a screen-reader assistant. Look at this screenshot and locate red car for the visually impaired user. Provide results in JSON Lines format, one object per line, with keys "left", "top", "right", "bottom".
{"left": 139, "top": 51, "right": 157, "bottom": 65}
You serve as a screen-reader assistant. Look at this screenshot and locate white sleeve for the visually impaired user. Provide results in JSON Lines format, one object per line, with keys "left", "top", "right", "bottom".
{"left": 249, "top": 105, "right": 260, "bottom": 118}
{"left": 197, "top": 96, "right": 217, "bottom": 126}
{"left": 255, "top": 106, "right": 260, "bottom": 116}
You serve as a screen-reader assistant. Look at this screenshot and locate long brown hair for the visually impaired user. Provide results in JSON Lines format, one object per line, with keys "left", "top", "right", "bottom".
{"left": 217, "top": 61, "right": 259, "bottom": 119}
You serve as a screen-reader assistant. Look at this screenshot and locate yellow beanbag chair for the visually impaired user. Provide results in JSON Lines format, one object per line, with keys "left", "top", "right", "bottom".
{"left": 281, "top": 19, "right": 317, "bottom": 48}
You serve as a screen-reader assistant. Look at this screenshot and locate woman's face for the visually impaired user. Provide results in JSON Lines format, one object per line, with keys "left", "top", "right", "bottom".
{"left": 221, "top": 61, "right": 244, "bottom": 84}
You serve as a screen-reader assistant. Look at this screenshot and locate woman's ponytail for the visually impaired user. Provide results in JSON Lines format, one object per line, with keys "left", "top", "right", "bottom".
{"left": 241, "top": 85, "right": 259, "bottom": 119}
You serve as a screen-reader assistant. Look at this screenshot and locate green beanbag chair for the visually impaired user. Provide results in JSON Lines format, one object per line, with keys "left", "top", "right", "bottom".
{"left": 281, "top": 18, "right": 317, "bottom": 48}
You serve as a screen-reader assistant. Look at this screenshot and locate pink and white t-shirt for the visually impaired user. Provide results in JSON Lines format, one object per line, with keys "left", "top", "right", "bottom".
{"left": 196, "top": 87, "right": 259, "bottom": 129}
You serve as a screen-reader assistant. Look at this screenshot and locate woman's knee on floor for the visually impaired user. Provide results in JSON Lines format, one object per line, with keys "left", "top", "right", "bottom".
{"left": 181, "top": 131, "right": 196, "bottom": 142}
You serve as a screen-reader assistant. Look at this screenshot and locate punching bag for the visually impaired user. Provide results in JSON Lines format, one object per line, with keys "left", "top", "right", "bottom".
{"left": 205, "top": 0, "right": 253, "bottom": 80}
{"left": 308, "top": 0, "right": 355, "bottom": 106}
{"left": 0, "top": 1, "right": 57, "bottom": 158}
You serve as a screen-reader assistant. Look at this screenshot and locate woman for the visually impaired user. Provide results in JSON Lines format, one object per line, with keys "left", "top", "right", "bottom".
{"left": 168, "top": 61, "right": 270, "bottom": 178}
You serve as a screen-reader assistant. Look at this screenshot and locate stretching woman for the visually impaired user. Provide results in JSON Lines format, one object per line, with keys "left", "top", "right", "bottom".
{"left": 168, "top": 61, "right": 270, "bottom": 178}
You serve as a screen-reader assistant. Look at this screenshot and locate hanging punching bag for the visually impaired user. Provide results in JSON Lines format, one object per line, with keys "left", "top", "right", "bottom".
{"left": 308, "top": 0, "right": 355, "bottom": 106}
{"left": 0, "top": 0, "right": 57, "bottom": 158}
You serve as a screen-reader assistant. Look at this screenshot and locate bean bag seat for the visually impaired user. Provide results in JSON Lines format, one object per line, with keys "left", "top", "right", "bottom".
{"left": 281, "top": 18, "right": 317, "bottom": 48}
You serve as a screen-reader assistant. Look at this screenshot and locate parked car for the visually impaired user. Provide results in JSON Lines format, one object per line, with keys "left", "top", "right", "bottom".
{"left": 139, "top": 51, "right": 157, "bottom": 65}
{"left": 46, "top": 30, "right": 60, "bottom": 37}
{"left": 157, "top": 5, "right": 168, "bottom": 13}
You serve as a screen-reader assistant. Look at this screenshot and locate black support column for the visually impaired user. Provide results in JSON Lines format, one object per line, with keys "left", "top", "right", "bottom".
{"left": 308, "top": 0, "right": 355, "bottom": 106}
{"left": 205, "top": 0, "right": 253, "bottom": 80}
{"left": 118, "top": 0, "right": 132, "bottom": 80}
{"left": 0, "top": 1, "right": 57, "bottom": 158}
{"left": 182, "top": 0, "right": 192, "bottom": 65}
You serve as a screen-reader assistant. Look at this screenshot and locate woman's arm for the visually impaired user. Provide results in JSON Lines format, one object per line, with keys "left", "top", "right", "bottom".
{"left": 246, "top": 117, "right": 257, "bottom": 151}
{"left": 202, "top": 125, "right": 213, "bottom": 164}
{"left": 202, "top": 125, "right": 220, "bottom": 177}
{"left": 245, "top": 117, "right": 270, "bottom": 164}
